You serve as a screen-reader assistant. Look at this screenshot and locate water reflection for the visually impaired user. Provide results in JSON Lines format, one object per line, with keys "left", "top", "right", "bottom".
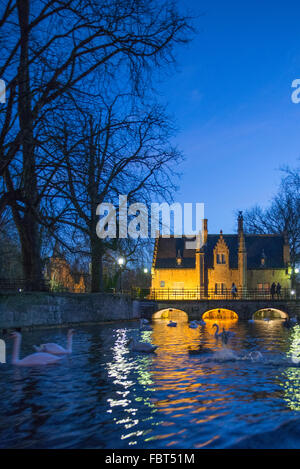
{"left": 280, "top": 325, "right": 300, "bottom": 411}
{"left": 1, "top": 317, "right": 300, "bottom": 448}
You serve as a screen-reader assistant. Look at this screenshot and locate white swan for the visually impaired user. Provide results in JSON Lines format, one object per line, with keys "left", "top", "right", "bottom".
{"left": 212, "top": 323, "right": 222, "bottom": 337}
{"left": 11, "top": 332, "right": 63, "bottom": 366}
{"left": 212, "top": 324, "right": 235, "bottom": 343}
{"left": 34, "top": 329, "right": 74, "bottom": 355}
{"left": 127, "top": 338, "right": 157, "bottom": 353}
{"left": 167, "top": 320, "right": 177, "bottom": 327}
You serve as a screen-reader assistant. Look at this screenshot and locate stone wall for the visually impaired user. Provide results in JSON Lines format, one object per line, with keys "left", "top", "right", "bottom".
{"left": 0, "top": 293, "right": 138, "bottom": 329}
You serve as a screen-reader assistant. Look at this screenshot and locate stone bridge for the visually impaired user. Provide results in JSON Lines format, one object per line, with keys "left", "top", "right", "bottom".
{"left": 136, "top": 299, "right": 300, "bottom": 321}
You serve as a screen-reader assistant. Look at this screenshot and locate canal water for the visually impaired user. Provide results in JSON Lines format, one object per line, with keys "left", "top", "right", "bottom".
{"left": 1, "top": 317, "right": 300, "bottom": 449}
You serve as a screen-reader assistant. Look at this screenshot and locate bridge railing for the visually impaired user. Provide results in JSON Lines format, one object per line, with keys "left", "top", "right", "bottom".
{"left": 0, "top": 278, "right": 50, "bottom": 292}
{"left": 129, "top": 287, "right": 296, "bottom": 301}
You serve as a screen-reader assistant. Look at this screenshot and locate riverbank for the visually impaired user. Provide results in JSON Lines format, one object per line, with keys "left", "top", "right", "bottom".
{"left": 0, "top": 292, "right": 139, "bottom": 330}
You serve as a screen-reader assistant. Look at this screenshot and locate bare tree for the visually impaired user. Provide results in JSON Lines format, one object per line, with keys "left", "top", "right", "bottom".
{"left": 243, "top": 166, "right": 300, "bottom": 269}
{"left": 45, "top": 94, "right": 182, "bottom": 292}
{"left": 0, "top": 0, "right": 192, "bottom": 289}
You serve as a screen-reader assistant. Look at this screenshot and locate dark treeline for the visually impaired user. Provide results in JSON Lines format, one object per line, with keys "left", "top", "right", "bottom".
{"left": 243, "top": 165, "right": 300, "bottom": 281}
{"left": 0, "top": 0, "right": 193, "bottom": 291}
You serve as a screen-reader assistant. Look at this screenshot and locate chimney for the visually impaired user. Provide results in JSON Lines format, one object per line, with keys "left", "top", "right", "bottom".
{"left": 238, "top": 211, "right": 247, "bottom": 295}
{"left": 238, "top": 211, "right": 244, "bottom": 235}
{"left": 202, "top": 218, "right": 208, "bottom": 245}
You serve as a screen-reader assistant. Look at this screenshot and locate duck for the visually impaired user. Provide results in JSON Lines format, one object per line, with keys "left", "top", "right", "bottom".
{"left": 167, "top": 320, "right": 177, "bottom": 327}
{"left": 189, "top": 321, "right": 198, "bottom": 329}
{"left": 127, "top": 338, "right": 157, "bottom": 353}
{"left": 197, "top": 320, "right": 206, "bottom": 326}
{"left": 34, "top": 329, "right": 75, "bottom": 355}
{"left": 11, "top": 332, "right": 63, "bottom": 366}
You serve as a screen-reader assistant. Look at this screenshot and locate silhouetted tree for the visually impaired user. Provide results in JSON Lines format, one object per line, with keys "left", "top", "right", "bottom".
{"left": 0, "top": 0, "right": 192, "bottom": 289}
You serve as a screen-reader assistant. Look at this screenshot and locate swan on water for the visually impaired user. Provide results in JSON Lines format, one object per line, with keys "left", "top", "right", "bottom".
{"left": 127, "top": 338, "right": 157, "bottom": 353}
{"left": 11, "top": 332, "right": 63, "bottom": 366}
{"left": 212, "top": 324, "right": 235, "bottom": 343}
{"left": 34, "top": 329, "right": 75, "bottom": 355}
{"left": 167, "top": 320, "right": 177, "bottom": 327}
{"left": 139, "top": 319, "right": 152, "bottom": 331}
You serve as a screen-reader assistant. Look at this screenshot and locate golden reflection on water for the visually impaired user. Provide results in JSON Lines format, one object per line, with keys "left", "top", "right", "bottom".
{"left": 147, "top": 317, "right": 234, "bottom": 437}
{"left": 106, "top": 317, "right": 298, "bottom": 447}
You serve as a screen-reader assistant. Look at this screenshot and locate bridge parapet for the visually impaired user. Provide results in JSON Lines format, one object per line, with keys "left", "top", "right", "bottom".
{"left": 135, "top": 299, "right": 300, "bottom": 321}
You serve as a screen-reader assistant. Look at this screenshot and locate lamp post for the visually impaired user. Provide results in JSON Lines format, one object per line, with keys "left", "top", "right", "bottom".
{"left": 118, "top": 257, "right": 125, "bottom": 292}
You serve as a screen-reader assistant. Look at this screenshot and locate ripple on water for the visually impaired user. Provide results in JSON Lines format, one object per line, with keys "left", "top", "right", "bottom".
{"left": 1, "top": 319, "right": 300, "bottom": 448}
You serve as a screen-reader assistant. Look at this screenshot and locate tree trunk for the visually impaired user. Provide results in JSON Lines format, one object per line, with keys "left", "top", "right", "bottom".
{"left": 90, "top": 236, "right": 104, "bottom": 293}
{"left": 19, "top": 225, "right": 42, "bottom": 290}
{"left": 16, "top": 0, "right": 42, "bottom": 290}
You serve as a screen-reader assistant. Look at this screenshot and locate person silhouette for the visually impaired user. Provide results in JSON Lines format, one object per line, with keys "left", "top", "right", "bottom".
{"left": 276, "top": 282, "right": 281, "bottom": 299}
{"left": 270, "top": 282, "right": 276, "bottom": 300}
{"left": 231, "top": 283, "right": 237, "bottom": 299}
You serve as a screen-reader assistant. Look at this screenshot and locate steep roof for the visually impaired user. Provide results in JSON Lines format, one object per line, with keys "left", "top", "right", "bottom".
{"left": 154, "top": 234, "right": 286, "bottom": 269}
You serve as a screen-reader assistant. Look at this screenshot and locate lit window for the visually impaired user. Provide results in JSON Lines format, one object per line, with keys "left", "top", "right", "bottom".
{"left": 222, "top": 254, "right": 226, "bottom": 264}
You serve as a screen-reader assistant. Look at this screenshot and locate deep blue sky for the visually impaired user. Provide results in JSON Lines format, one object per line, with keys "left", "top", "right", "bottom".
{"left": 158, "top": 0, "right": 300, "bottom": 233}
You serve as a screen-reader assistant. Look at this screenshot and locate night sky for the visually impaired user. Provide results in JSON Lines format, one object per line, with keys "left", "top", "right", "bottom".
{"left": 158, "top": 0, "right": 300, "bottom": 233}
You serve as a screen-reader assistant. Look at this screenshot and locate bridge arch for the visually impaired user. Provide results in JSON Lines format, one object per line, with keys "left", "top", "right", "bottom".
{"left": 202, "top": 308, "right": 239, "bottom": 321}
{"left": 152, "top": 308, "right": 188, "bottom": 321}
{"left": 252, "top": 308, "right": 288, "bottom": 320}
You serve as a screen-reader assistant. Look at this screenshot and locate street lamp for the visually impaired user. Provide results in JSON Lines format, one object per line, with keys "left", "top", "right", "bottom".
{"left": 118, "top": 257, "right": 125, "bottom": 292}
{"left": 295, "top": 268, "right": 299, "bottom": 274}
{"left": 143, "top": 268, "right": 148, "bottom": 274}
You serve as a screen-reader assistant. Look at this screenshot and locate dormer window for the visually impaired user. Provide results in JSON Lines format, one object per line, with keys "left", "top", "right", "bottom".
{"left": 214, "top": 232, "right": 229, "bottom": 267}
{"left": 217, "top": 253, "right": 226, "bottom": 264}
